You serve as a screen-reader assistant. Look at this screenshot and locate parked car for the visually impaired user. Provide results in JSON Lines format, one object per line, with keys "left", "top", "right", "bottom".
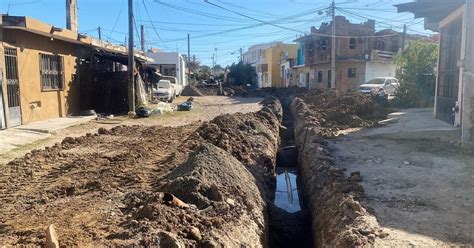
{"left": 201, "top": 79, "right": 219, "bottom": 87}
{"left": 161, "top": 76, "right": 183, "bottom": 97}
{"left": 358, "top": 77, "right": 399, "bottom": 96}
{"left": 153, "top": 80, "right": 175, "bottom": 103}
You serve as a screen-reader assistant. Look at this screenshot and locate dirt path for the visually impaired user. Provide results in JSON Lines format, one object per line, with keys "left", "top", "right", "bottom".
{"left": 0, "top": 96, "right": 263, "bottom": 166}
{"left": 331, "top": 129, "right": 474, "bottom": 247}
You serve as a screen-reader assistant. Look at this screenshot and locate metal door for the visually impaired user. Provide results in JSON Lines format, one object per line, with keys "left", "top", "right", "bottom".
{"left": 5, "top": 48, "right": 21, "bottom": 127}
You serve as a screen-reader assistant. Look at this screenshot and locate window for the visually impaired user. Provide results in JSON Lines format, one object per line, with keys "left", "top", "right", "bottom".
{"left": 39, "top": 54, "right": 64, "bottom": 90}
{"left": 320, "top": 39, "right": 328, "bottom": 50}
{"left": 318, "top": 71, "right": 323, "bottom": 83}
{"left": 349, "top": 38, "right": 356, "bottom": 49}
{"left": 348, "top": 68, "right": 357, "bottom": 78}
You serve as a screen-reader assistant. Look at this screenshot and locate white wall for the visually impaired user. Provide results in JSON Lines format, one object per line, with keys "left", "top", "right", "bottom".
{"left": 146, "top": 52, "right": 187, "bottom": 86}
{"left": 364, "top": 62, "right": 396, "bottom": 84}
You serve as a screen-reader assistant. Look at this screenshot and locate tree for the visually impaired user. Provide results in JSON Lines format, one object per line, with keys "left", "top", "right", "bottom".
{"left": 228, "top": 61, "right": 257, "bottom": 86}
{"left": 393, "top": 41, "right": 439, "bottom": 107}
{"left": 197, "top": 65, "right": 211, "bottom": 81}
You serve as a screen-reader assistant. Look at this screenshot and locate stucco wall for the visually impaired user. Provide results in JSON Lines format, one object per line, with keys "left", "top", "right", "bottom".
{"left": 2, "top": 29, "right": 80, "bottom": 124}
{"left": 308, "top": 61, "right": 366, "bottom": 91}
{"left": 365, "top": 61, "right": 396, "bottom": 83}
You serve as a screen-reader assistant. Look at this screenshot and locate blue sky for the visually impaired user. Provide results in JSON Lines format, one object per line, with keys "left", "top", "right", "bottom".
{"left": 1, "top": 0, "right": 431, "bottom": 66}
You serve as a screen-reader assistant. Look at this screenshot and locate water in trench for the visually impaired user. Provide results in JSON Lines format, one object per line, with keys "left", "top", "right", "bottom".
{"left": 268, "top": 111, "right": 313, "bottom": 247}
{"left": 274, "top": 167, "right": 301, "bottom": 213}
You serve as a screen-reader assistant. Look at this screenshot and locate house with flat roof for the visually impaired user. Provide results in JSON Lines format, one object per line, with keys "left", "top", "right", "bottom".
{"left": 0, "top": 15, "right": 151, "bottom": 129}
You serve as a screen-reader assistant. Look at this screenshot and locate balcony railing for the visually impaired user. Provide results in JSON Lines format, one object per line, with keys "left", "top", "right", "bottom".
{"left": 371, "top": 50, "right": 397, "bottom": 62}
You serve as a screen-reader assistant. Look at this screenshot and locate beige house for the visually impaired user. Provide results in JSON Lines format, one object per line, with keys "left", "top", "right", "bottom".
{"left": 0, "top": 15, "right": 150, "bottom": 129}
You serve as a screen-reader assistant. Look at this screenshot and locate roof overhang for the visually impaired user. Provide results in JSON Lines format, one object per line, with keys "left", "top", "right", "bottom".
{"left": 395, "top": 0, "right": 466, "bottom": 31}
{"left": 2, "top": 15, "right": 153, "bottom": 63}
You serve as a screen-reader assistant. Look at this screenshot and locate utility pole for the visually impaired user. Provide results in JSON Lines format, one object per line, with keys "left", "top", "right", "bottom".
{"left": 128, "top": 0, "right": 135, "bottom": 112}
{"left": 402, "top": 24, "right": 407, "bottom": 52}
{"left": 214, "top": 47, "right": 218, "bottom": 68}
{"left": 211, "top": 55, "right": 215, "bottom": 76}
{"left": 330, "top": 0, "right": 336, "bottom": 89}
{"left": 240, "top": 47, "right": 243, "bottom": 62}
{"left": 98, "top": 26, "right": 102, "bottom": 40}
{"left": 187, "top": 33, "right": 191, "bottom": 84}
{"left": 140, "top": 24, "right": 145, "bottom": 52}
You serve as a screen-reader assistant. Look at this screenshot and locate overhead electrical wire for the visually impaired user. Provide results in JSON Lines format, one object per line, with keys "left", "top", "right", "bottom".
{"left": 142, "top": 0, "right": 170, "bottom": 50}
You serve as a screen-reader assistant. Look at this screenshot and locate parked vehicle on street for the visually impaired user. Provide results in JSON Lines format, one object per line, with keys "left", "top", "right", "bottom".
{"left": 358, "top": 77, "right": 400, "bottom": 96}
{"left": 161, "top": 76, "right": 183, "bottom": 97}
{"left": 201, "top": 79, "right": 219, "bottom": 87}
{"left": 153, "top": 80, "right": 176, "bottom": 103}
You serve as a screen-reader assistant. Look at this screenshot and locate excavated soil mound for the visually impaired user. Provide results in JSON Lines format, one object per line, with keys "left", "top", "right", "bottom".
{"left": 121, "top": 143, "right": 267, "bottom": 247}
{"left": 302, "top": 90, "right": 388, "bottom": 137}
{"left": 292, "top": 96, "right": 389, "bottom": 247}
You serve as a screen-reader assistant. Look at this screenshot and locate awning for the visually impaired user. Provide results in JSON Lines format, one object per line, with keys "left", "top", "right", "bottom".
{"left": 395, "top": 0, "right": 466, "bottom": 31}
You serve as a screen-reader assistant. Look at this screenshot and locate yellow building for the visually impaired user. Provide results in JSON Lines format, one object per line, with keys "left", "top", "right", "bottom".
{"left": 0, "top": 15, "right": 149, "bottom": 129}
{"left": 254, "top": 43, "right": 298, "bottom": 88}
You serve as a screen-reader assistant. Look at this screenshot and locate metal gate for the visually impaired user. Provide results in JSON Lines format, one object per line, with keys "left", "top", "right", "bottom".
{"left": 5, "top": 48, "right": 21, "bottom": 127}
{"left": 436, "top": 18, "right": 462, "bottom": 125}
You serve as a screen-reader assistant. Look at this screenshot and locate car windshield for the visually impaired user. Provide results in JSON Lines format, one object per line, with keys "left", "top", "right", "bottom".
{"left": 157, "top": 81, "right": 171, "bottom": 88}
{"left": 365, "top": 78, "right": 385, "bottom": 84}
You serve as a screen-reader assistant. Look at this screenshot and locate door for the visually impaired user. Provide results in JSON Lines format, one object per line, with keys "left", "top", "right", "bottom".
{"left": 436, "top": 18, "right": 462, "bottom": 125}
{"left": 5, "top": 48, "right": 21, "bottom": 127}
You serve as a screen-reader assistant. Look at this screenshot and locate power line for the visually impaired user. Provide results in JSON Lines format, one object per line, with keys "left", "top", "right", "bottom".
{"left": 108, "top": 0, "right": 126, "bottom": 40}
{"left": 141, "top": 0, "right": 170, "bottom": 50}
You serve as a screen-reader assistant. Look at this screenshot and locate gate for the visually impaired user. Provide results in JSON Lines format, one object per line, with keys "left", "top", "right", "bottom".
{"left": 5, "top": 48, "right": 21, "bottom": 127}
{"left": 436, "top": 18, "right": 462, "bottom": 125}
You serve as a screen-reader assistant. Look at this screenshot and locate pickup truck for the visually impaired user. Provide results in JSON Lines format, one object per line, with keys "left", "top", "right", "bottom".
{"left": 161, "top": 76, "right": 183, "bottom": 97}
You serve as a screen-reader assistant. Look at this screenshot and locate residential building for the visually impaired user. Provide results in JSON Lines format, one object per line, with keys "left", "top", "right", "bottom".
{"left": 293, "top": 16, "right": 402, "bottom": 91}
{"left": 243, "top": 42, "right": 298, "bottom": 88}
{"left": 0, "top": 15, "right": 151, "bottom": 129}
{"left": 396, "top": 0, "right": 474, "bottom": 146}
{"left": 145, "top": 51, "right": 188, "bottom": 87}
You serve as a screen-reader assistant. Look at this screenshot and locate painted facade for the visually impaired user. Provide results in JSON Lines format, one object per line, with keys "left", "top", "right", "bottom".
{"left": 293, "top": 16, "right": 400, "bottom": 91}
{"left": 0, "top": 15, "right": 150, "bottom": 129}
{"left": 244, "top": 42, "right": 297, "bottom": 88}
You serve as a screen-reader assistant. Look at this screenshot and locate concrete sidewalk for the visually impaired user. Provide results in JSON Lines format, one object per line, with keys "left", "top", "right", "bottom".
{"left": 0, "top": 115, "right": 96, "bottom": 153}
{"left": 356, "top": 108, "right": 461, "bottom": 141}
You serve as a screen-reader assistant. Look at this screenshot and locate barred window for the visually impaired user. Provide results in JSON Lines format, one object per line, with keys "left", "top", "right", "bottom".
{"left": 39, "top": 54, "right": 64, "bottom": 90}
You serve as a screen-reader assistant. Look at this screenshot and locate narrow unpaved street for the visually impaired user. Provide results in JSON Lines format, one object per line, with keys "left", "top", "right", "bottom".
{"left": 0, "top": 96, "right": 263, "bottom": 166}
{"left": 332, "top": 110, "right": 474, "bottom": 247}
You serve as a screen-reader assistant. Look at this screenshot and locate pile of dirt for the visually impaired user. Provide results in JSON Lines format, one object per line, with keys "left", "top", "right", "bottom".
{"left": 0, "top": 97, "right": 283, "bottom": 247}
{"left": 291, "top": 97, "right": 388, "bottom": 247}
{"left": 181, "top": 85, "right": 204, "bottom": 96}
{"left": 302, "top": 90, "right": 388, "bottom": 137}
{"left": 183, "top": 97, "right": 282, "bottom": 197}
{"left": 120, "top": 143, "right": 268, "bottom": 247}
